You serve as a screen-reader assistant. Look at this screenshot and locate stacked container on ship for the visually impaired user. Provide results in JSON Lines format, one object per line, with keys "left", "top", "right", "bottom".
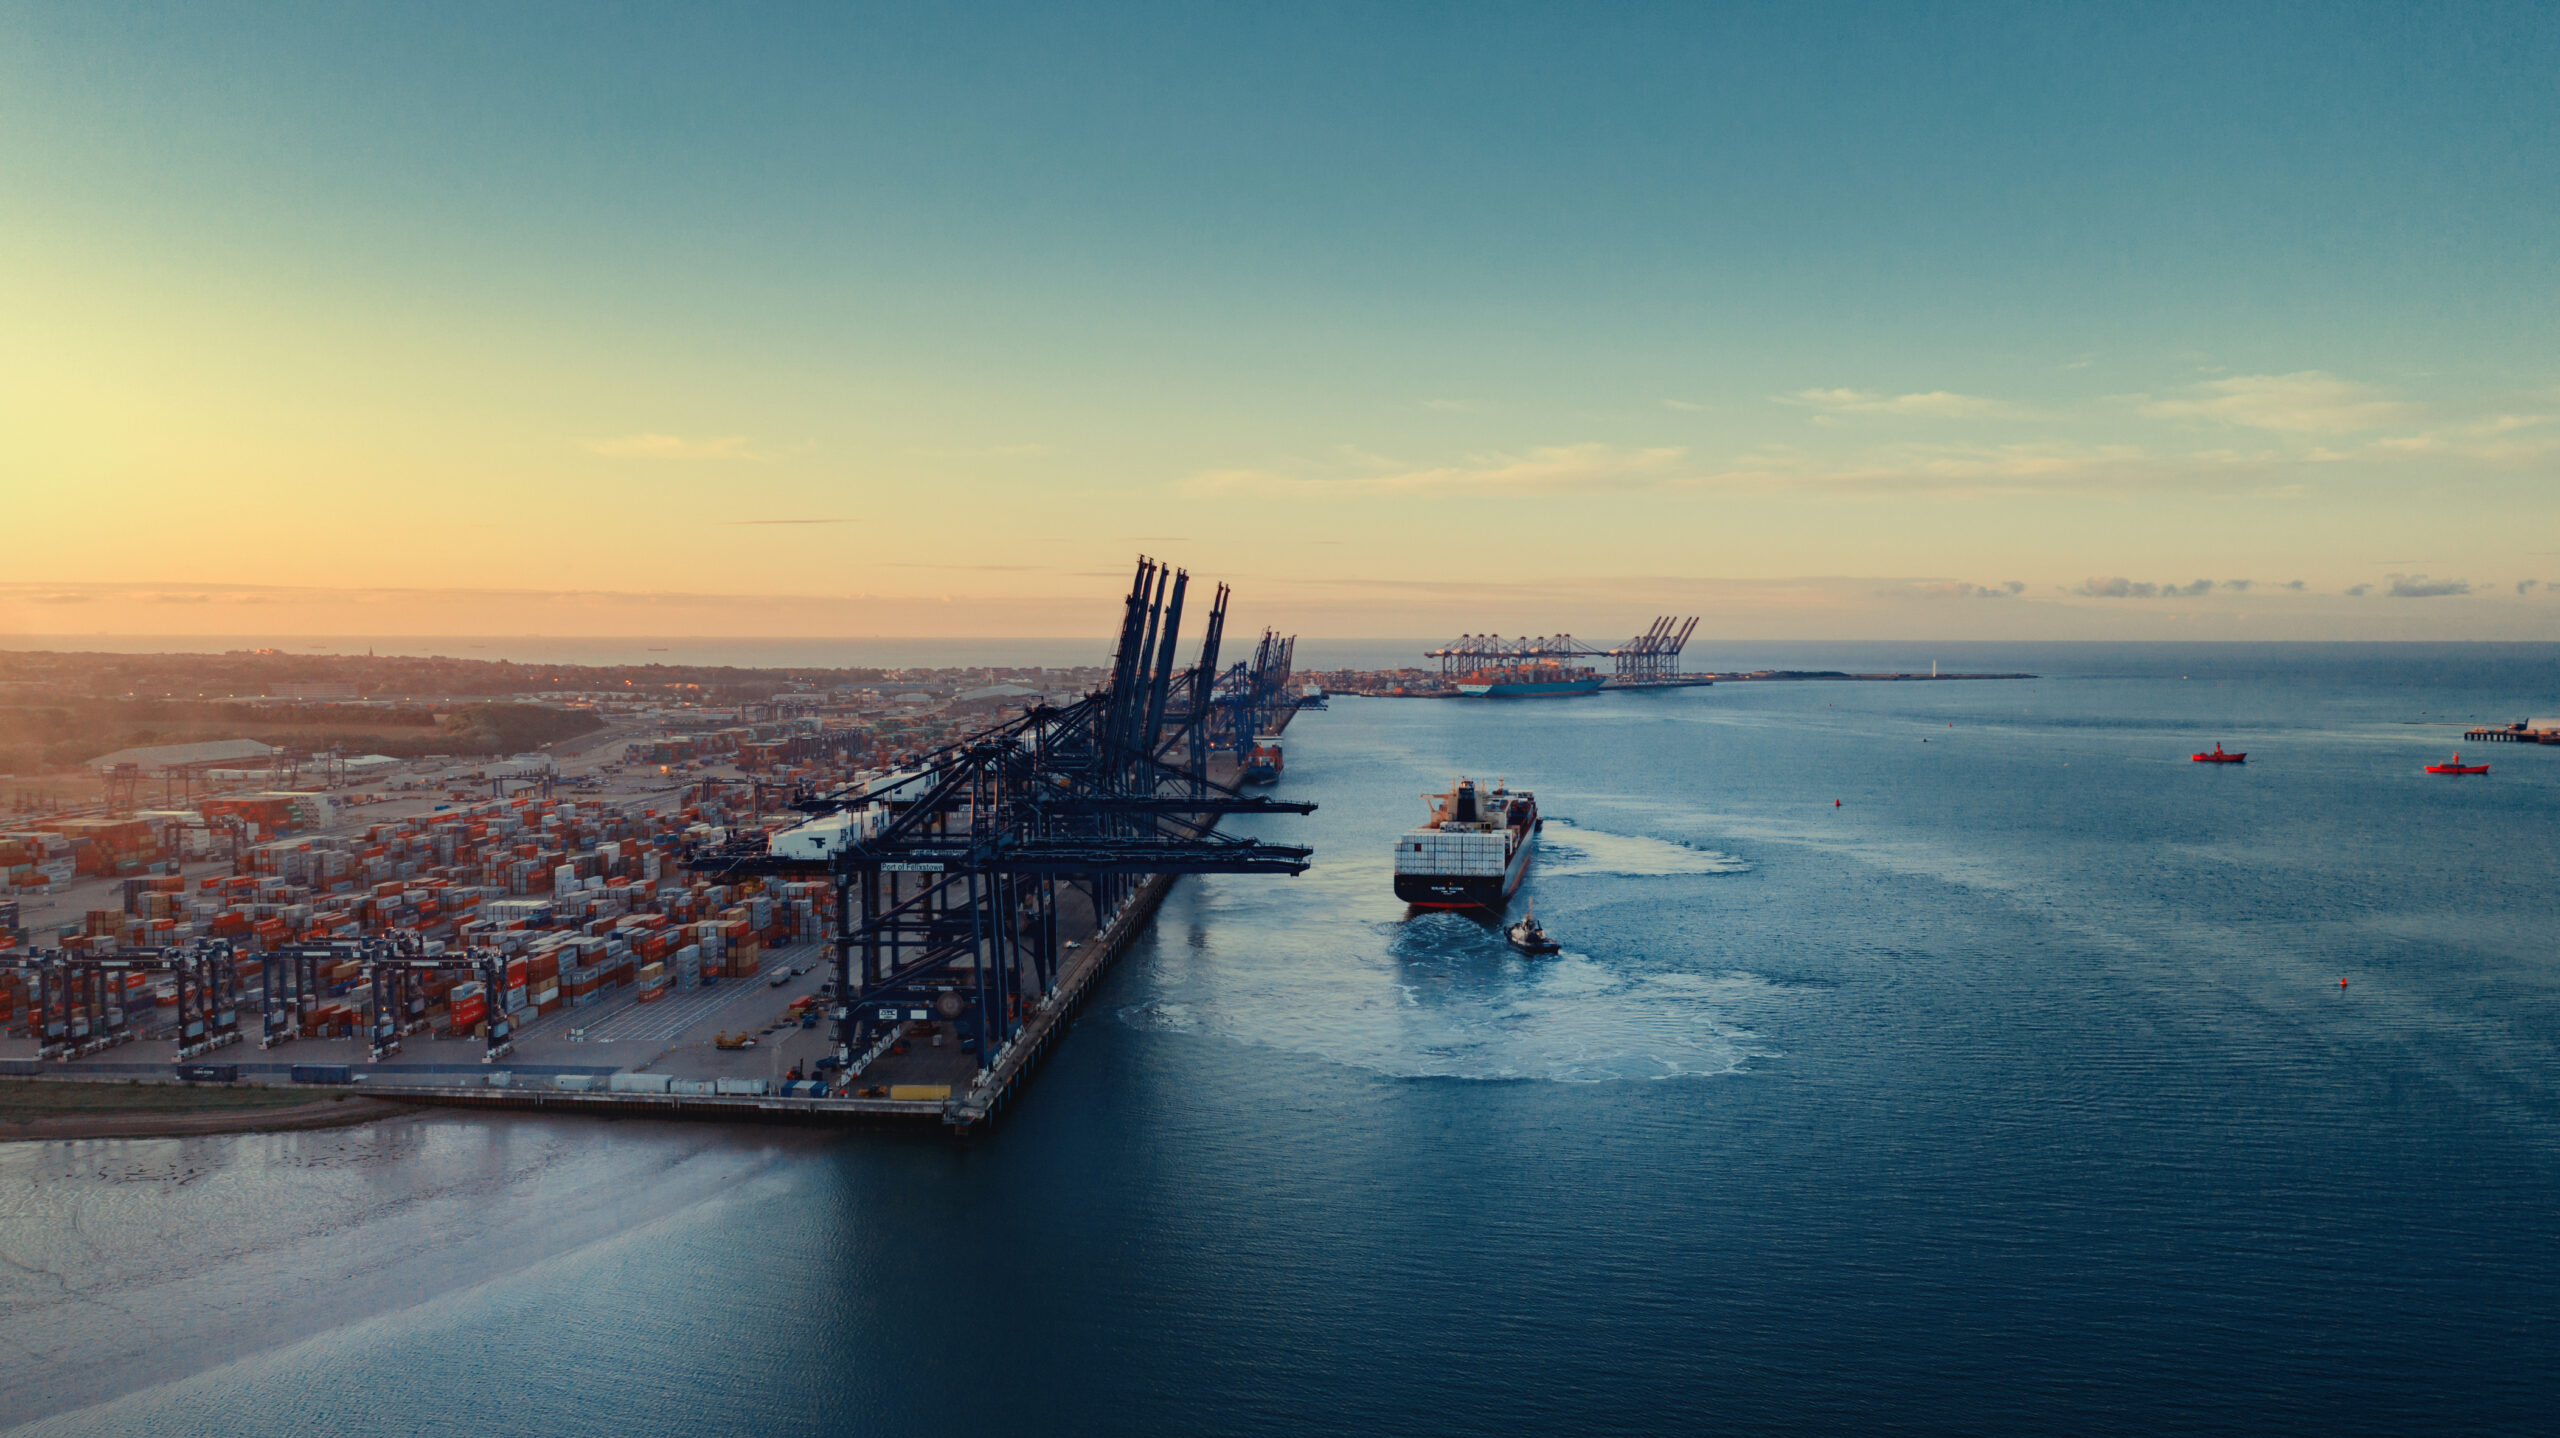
{"left": 1391, "top": 778, "right": 1539, "bottom": 910}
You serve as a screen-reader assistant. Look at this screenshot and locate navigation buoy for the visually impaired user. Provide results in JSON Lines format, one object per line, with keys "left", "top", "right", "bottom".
{"left": 2339, "top": 978, "right": 2348, "bottom": 989}
{"left": 1834, "top": 799, "right": 1842, "bottom": 807}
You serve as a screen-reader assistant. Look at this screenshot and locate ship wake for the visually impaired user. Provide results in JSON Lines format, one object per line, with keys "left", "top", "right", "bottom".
{"left": 1538, "top": 818, "right": 1749, "bottom": 877}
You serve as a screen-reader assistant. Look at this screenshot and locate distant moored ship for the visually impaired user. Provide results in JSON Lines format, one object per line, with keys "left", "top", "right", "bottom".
{"left": 1241, "top": 735, "right": 1284, "bottom": 785}
{"left": 1454, "top": 662, "right": 1604, "bottom": 698}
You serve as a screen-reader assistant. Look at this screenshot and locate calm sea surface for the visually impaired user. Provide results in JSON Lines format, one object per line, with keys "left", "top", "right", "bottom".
{"left": 5, "top": 644, "right": 2556, "bottom": 1434}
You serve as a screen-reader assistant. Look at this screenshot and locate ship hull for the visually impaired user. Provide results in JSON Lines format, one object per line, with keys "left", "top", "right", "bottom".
{"left": 1395, "top": 828, "right": 1535, "bottom": 911}
{"left": 1454, "top": 678, "right": 1605, "bottom": 698}
{"left": 1241, "top": 738, "right": 1284, "bottom": 785}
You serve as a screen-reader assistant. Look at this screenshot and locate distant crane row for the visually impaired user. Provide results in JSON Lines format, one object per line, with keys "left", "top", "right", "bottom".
{"left": 1425, "top": 615, "right": 1698, "bottom": 682}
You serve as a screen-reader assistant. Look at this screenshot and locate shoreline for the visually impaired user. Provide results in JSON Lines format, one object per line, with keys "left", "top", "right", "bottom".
{"left": 0, "top": 1096, "right": 418, "bottom": 1143}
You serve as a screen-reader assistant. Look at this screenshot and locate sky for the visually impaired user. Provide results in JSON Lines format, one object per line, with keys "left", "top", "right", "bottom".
{"left": 3, "top": 2, "right": 2556, "bottom": 643}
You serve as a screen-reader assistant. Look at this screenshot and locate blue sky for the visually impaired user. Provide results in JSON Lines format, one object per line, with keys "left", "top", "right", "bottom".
{"left": 3, "top": 2, "right": 2555, "bottom": 638}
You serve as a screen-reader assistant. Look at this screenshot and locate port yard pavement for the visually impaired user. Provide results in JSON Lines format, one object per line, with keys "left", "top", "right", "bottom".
{"left": 507, "top": 937, "right": 841, "bottom": 1082}
{"left": 0, "top": 939, "right": 840, "bottom": 1097}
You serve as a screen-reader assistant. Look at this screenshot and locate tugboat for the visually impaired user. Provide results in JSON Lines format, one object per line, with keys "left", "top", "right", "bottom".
{"left": 1505, "top": 907, "right": 1561, "bottom": 955}
{"left": 1392, "top": 777, "right": 1539, "bottom": 910}
{"left": 2424, "top": 753, "right": 2492, "bottom": 775}
{"left": 2192, "top": 744, "right": 2246, "bottom": 763}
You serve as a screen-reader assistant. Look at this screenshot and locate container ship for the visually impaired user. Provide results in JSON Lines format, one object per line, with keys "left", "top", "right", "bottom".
{"left": 1392, "top": 777, "right": 1539, "bottom": 910}
{"left": 1241, "top": 736, "right": 1284, "bottom": 785}
{"left": 1454, "top": 661, "right": 1604, "bottom": 698}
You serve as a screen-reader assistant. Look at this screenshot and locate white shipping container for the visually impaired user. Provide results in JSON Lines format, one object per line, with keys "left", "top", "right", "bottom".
{"left": 1392, "top": 829, "right": 1506, "bottom": 877}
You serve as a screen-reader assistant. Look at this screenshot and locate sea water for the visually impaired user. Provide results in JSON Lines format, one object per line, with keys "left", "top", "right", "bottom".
{"left": 4, "top": 644, "right": 2555, "bottom": 1434}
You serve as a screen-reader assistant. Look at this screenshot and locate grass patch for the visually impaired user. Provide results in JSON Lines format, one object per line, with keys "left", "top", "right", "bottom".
{"left": 0, "top": 1078, "right": 327, "bottom": 1118}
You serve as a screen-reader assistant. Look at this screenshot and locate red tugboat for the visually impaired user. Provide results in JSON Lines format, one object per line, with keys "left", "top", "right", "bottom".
{"left": 2425, "top": 754, "right": 2491, "bottom": 775}
{"left": 2193, "top": 744, "right": 2246, "bottom": 763}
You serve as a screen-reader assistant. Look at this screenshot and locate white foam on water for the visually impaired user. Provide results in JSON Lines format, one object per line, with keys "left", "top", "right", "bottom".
{"left": 1537, "top": 817, "right": 1751, "bottom": 878}
{"left": 1125, "top": 914, "right": 1778, "bottom": 1084}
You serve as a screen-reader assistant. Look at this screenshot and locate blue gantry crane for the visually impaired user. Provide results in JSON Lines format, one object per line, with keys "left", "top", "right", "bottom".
{"left": 688, "top": 557, "right": 1315, "bottom": 1104}
{"left": 1208, "top": 629, "right": 1297, "bottom": 759}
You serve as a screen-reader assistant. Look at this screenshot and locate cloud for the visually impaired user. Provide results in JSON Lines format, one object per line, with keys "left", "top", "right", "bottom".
{"left": 2222, "top": 579, "right": 2252, "bottom": 592}
{"left": 1783, "top": 388, "right": 2019, "bottom": 419}
{"left": 1662, "top": 399, "right": 1703, "bottom": 412}
{"left": 2282, "top": 580, "right": 2306, "bottom": 591}
{"left": 2518, "top": 579, "right": 2542, "bottom": 595}
{"left": 2137, "top": 372, "right": 2418, "bottom": 432}
{"left": 716, "top": 518, "right": 848, "bottom": 526}
{"left": 1420, "top": 399, "right": 1473, "bottom": 412}
{"left": 1188, "top": 443, "right": 1693, "bottom": 498}
{"left": 2345, "top": 584, "right": 2371, "bottom": 596}
{"left": 1911, "top": 580, "right": 2026, "bottom": 599}
{"left": 904, "top": 443, "right": 1050, "bottom": 459}
{"left": 1691, "top": 439, "right": 2150, "bottom": 496}
{"left": 3, "top": 583, "right": 292, "bottom": 610}
{"left": 1185, "top": 432, "right": 2368, "bottom": 503}
{"left": 2385, "top": 575, "right": 2471, "bottom": 598}
{"left": 2072, "top": 577, "right": 2215, "bottom": 598}
{"left": 2369, "top": 412, "right": 2558, "bottom": 462}
{"left": 582, "top": 433, "right": 762, "bottom": 459}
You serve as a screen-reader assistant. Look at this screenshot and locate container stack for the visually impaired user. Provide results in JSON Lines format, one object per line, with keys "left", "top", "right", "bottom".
{"left": 6, "top": 741, "right": 870, "bottom": 1044}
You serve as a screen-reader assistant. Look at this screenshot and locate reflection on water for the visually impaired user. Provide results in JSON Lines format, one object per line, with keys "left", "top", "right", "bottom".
{"left": 0, "top": 1116, "right": 811, "bottom": 1427}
